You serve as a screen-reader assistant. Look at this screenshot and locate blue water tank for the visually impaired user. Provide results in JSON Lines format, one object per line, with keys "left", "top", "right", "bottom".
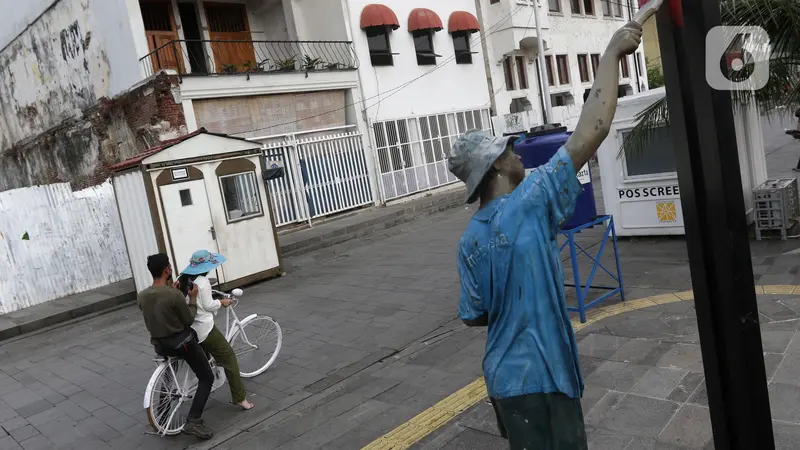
{"left": 513, "top": 125, "right": 598, "bottom": 230}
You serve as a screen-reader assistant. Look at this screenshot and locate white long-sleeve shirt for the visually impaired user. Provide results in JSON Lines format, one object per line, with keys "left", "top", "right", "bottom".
{"left": 189, "top": 276, "right": 221, "bottom": 343}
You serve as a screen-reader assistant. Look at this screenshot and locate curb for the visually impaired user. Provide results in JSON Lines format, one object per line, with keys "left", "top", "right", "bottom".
{"left": 0, "top": 189, "right": 467, "bottom": 343}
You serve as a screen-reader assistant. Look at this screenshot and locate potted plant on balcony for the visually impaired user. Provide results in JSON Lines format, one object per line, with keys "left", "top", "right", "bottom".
{"left": 272, "top": 56, "right": 297, "bottom": 73}
{"left": 302, "top": 55, "right": 322, "bottom": 72}
{"left": 326, "top": 62, "right": 342, "bottom": 70}
{"left": 221, "top": 63, "right": 237, "bottom": 74}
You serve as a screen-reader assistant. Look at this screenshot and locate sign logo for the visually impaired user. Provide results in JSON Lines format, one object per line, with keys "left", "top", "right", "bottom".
{"left": 706, "top": 26, "right": 770, "bottom": 91}
{"left": 656, "top": 201, "right": 678, "bottom": 223}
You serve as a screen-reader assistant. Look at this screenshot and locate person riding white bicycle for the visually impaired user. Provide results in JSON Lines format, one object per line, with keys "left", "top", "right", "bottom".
{"left": 138, "top": 253, "right": 215, "bottom": 440}
{"left": 177, "top": 250, "right": 254, "bottom": 411}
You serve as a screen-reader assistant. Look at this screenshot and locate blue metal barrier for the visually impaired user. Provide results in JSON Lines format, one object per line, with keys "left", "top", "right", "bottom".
{"left": 560, "top": 215, "right": 625, "bottom": 323}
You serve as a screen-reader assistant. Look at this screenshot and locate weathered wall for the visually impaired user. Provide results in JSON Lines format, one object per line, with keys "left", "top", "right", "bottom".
{"left": 0, "top": 0, "right": 142, "bottom": 152}
{"left": 192, "top": 90, "right": 346, "bottom": 138}
{"left": 0, "top": 180, "right": 130, "bottom": 314}
{"left": 0, "top": 72, "right": 187, "bottom": 191}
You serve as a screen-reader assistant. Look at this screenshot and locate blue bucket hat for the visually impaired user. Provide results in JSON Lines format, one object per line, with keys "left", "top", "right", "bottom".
{"left": 447, "top": 130, "right": 515, "bottom": 204}
{"left": 182, "top": 250, "right": 227, "bottom": 275}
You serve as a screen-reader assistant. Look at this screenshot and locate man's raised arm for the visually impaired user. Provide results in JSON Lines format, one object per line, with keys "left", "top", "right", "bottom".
{"left": 564, "top": 0, "right": 664, "bottom": 171}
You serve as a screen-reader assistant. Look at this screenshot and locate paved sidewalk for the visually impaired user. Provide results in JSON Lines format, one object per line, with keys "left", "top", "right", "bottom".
{"left": 413, "top": 290, "right": 800, "bottom": 449}
{"left": 0, "top": 187, "right": 465, "bottom": 344}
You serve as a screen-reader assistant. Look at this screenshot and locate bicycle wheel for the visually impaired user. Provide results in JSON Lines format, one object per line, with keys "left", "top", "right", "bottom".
{"left": 229, "top": 315, "right": 282, "bottom": 377}
{"left": 144, "top": 359, "right": 196, "bottom": 435}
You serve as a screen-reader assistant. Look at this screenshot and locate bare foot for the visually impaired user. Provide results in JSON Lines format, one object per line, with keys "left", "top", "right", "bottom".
{"left": 236, "top": 400, "right": 254, "bottom": 410}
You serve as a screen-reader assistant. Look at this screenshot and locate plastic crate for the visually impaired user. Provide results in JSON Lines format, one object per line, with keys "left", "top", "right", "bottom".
{"left": 753, "top": 178, "right": 800, "bottom": 240}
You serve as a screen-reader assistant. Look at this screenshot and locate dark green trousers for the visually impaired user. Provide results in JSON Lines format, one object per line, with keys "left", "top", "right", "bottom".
{"left": 490, "top": 392, "right": 588, "bottom": 450}
{"left": 201, "top": 326, "right": 247, "bottom": 404}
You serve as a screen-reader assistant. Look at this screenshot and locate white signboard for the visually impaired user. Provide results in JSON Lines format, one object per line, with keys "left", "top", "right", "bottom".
{"left": 577, "top": 164, "right": 591, "bottom": 185}
{"left": 525, "top": 163, "right": 591, "bottom": 185}
{"left": 171, "top": 168, "right": 188, "bottom": 180}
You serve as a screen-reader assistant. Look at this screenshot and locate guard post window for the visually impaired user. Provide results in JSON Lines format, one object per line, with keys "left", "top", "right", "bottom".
{"left": 578, "top": 54, "right": 590, "bottom": 82}
{"left": 556, "top": 55, "right": 570, "bottom": 84}
{"left": 219, "top": 172, "right": 263, "bottom": 222}
{"left": 516, "top": 56, "right": 529, "bottom": 89}
{"left": 413, "top": 29, "right": 438, "bottom": 65}
{"left": 549, "top": 0, "right": 561, "bottom": 13}
{"left": 453, "top": 32, "right": 473, "bottom": 64}
{"left": 366, "top": 26, "right": 394, "bottom": 66}
{"left": 503, "top": 57, "right": 516, "bottom": 90}
{"left": 621, "top": 55, "right": 630, "bottom": 78}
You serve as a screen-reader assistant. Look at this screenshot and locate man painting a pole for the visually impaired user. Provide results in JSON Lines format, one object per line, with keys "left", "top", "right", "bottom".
{"left": 447, "top": 1, "right": 664, "bottom": 448}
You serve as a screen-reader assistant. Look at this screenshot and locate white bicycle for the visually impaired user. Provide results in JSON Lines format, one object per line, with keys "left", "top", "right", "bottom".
{"left": 143, "top": 286, "right": 282, "bottom": 436}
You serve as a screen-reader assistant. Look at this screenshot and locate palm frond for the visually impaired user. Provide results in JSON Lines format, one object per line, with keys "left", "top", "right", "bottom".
{"left": 617, "top": 95, "right": 669, "bottom": 160}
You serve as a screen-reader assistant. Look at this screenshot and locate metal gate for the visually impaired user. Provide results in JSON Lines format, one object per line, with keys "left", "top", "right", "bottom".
{"left": 262, "top": 131, "right": 374, "bottom": 227}
{"left": 371, "top": 108, "right": 493, "bottom": 202}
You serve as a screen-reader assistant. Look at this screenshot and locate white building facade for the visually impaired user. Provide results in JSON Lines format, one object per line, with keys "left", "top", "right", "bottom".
{"left": 478, "top": 0, "right": 649, "bottom": 134}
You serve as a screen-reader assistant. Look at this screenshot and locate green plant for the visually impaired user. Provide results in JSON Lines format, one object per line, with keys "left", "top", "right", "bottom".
{"left": 221, "top": 63, "right": 237, "bottom": 74}
{"left": 275, "top": 56, "right": 297, "bottom": 72}
{"left": 302, "top": 55, "right": 322, "bottom": 71}
{"left": 623, "top": 0, "right": 800, "bottom": 157}
{"left": 326, "top": 62, "right": 341, "bottom": 70}
{"left": 645, "top": 58, "right": 664, "bottom": 89}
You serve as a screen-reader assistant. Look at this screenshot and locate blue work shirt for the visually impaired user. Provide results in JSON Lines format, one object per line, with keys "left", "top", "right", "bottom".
{"left": 456, "top": 146, "right": 584, "bottom": 400}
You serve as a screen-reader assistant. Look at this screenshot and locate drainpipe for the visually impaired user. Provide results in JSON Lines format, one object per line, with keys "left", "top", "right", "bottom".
{"left": 474, "top": 0, "right": 497, "bottom": 115}
{"left": 532, "top": 0, "right": 552, "bottom": 124}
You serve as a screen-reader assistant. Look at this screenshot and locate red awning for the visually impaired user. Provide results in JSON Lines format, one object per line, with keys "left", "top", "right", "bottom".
{"left": 448, "top": 11, "right": 481, "bottom": 34}
{"left": 360, "top": 4, "right": 400, "bottom": 30}
{"left": 408, "top": 8, "right": 443, "bottom": 32}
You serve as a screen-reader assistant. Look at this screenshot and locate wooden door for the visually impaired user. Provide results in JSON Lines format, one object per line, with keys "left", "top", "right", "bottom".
{"left": 205, "top": 3, "right": 256, "bottom": 73}
{"left": 141, "top": 0, "right": 183, "bottom": 72}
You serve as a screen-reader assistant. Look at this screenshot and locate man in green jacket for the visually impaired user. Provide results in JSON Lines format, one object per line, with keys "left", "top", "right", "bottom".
{"left": 138, "top": 253, "right": 214, "bottom": 440}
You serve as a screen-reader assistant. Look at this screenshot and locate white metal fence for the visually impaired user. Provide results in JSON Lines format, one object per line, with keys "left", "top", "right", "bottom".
{"left": 262, "top": 131, "right": 374, "bottom": 227}
{"left": 0, "top": 181, "right": 131, "bottom": 314}
{"left": 371, "top": 108, "right": 493, "bottom": 201}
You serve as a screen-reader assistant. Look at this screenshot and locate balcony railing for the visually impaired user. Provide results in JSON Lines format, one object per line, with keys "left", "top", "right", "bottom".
{"left": 140, "top": 39, "right": 359, "bottom": 78}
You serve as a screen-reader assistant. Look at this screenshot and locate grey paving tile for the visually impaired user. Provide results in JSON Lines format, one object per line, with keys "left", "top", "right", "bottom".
{"left": 578, "top": 334, "right": 630, "bottom": 359}
{"left": 667, "top": 372, "right": 705, "bottom": 403}
{"left": 657, "top": 404, "right": 712, "bottom": 448}
{"left": 765, "top": 353, "right": 786, "bottom": 380}
{"left": 761, "top": 331, "right": 795, "bottom": 354}
{"left": 439, "top": 428, "right": 508, "bottom": 450}
{"left": 581, "top": 386, "right": 609, "bottom": 419}
{"left": 66, "top": 392, "right": 105, "bottom": 413}
{"left": 579, "top": 356, "right": 605, "bottom": 379}
{"left": 0, "top": 417, "right": 27, "bottom": 433}
{"left": 455, "top": 401, "right": 500, "bottom": 437}
{"left": 769, "top": 382, "right": 800, "bottom": 423}
{"left": 9, "top": 425, "right": 38, "bottom": 443}
{"left": 585, "top": 361, "right": 651, "bottom": 392}
{"left": 25, "top": 408, "right": 63, "bottom": 429}
{"left": 17, "top": 435, "right": 55, "bottom": 450}
{"left": 53, "top": 400, "right": 90, "bottom": 422}
{"left": 657, "top": 344, "right": 705, "bottom": 373}
{"left": 773, "top": 355, "right": 800, "bottom": 387}
{"left": 598, "top": 394, "right": 680, "bottom": 437}
{"left": 587, "top": 428, "right": 635, "bottom": 449}
{"left": 608, "top": 339, "right": 660, "bottom": 364}
{"left": 0, "top": 436, "right": 21, "bottom": 450}
{"left": 631, "top": 367, "right": 688, "bottom": 399}
{"left": 414, "top": 423, "right": 469, "bottom": 450}
{"left": 14, "top": 401, "right": 52, "bottom": 421}
{"left": 688, "top": 382, "right": 708, "bottom": 407}
{"left": 773, "top": 420, "right": 800, "bottom": 450}
{"left": 585, "top": 391, "right": 625, "bottom": 427}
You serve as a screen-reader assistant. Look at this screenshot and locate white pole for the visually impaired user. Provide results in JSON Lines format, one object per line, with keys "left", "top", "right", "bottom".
{"left": 532, "top": 0, "right": 552, "bottom": 124}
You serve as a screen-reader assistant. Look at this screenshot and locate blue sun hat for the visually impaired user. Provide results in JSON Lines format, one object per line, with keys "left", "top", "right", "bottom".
{"left": 182, "top": 250, "right": 227, "bottom": 275}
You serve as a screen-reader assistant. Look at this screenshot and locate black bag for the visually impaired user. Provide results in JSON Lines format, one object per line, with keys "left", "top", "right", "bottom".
{"left": 158, "top": 328, "right": 195, "bottom": 352}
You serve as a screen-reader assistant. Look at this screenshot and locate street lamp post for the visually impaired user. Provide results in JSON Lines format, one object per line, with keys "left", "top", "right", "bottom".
{"left": 655, "top": 0, "right": 775, "bottom": 448}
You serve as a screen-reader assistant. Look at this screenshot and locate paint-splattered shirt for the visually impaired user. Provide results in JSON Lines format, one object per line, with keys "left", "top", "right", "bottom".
{"left": 456, "top": 147, "right": 584, "bottom": 400}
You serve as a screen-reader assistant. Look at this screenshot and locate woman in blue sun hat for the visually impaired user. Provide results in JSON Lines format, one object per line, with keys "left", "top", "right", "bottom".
{"left": 178, "top": 250, "right": 254, "bottom": 411}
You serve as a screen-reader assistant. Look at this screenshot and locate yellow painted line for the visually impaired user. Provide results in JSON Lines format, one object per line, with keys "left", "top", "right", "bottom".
{"left": 360, "top": 285, "right": 799, "bottom": 450}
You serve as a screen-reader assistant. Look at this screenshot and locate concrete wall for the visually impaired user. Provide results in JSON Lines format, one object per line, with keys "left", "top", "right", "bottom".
{"left": 0, "top": 0, "right": 143, "bottom": 152}
{"left": 0, "top": 73, "right": 187, "bottom": 192}
{"left": 346, "top": 0, "right": 491, "bottom": 122}
{"left": 0, "top": 180, "right": 129, "bottom": 314}
{"left": 192, "top": 90, "right": 347, "bottom": 138}
{"left": 292, "top": 0, "right": 348, "bottom": 41}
